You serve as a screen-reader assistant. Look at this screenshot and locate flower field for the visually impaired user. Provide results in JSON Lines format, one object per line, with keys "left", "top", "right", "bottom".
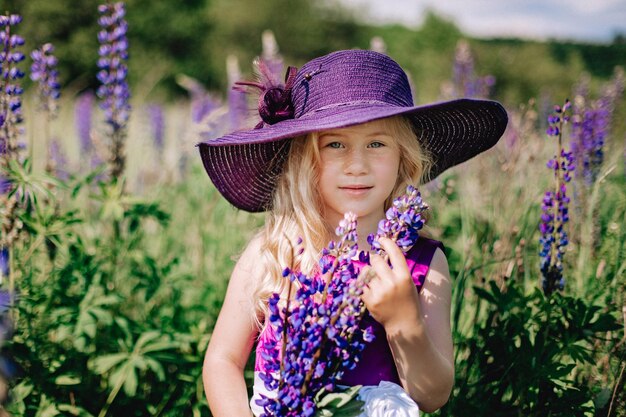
{"left": 1, "top": 3, "right": 625, "bottom": 417}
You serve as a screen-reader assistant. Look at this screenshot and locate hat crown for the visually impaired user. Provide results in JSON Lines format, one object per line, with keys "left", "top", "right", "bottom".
{"left": 291, "top": 50, "right": 414, "bottom": 118}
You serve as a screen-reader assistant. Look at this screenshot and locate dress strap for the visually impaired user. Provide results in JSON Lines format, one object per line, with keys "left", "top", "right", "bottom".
{"left": 406, "top": 236, "right": 445, "bottom": 291}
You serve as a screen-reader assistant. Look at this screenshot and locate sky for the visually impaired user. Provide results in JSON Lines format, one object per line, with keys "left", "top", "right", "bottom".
{"left": 337, "top": 0, "right": 626, "bottom": 43}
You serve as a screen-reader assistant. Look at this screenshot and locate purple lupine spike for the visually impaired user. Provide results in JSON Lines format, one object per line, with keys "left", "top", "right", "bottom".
{"left": 75, "top": 91, "right": 95, "bottom": 154}
{"left": 0, "top": 248, "right": 9, "bottom": 283}
{"left": 570, "top": 68, "right": 623, "bottom": 187}
{"left": 49, "top": 139, "right": 69, "bottom": 181}
{"left": 450, "top": 40, "right": 495, "bottom": 99}
{"left": 177, "top": 74, "right": 220, "bottom": 124}
{"left": 30, "top": 43, "right": 62, "bottom": 174}
{"left": 30, "top": 43, "right": 61, "bottom": 116}
{"left": 97, "top": 1, "right": 131, "bottom": 180}
{"left": 0, "top": 13, "right": 25, "bottom": 163}
{"left": 227, "top": 55, "right": 249, "bottom": 131}
{"left": 369, "top": 185, "right": 429, "bottom": 255}
{"left": 258, "top": 186, "right": 432, "bottom": 415}
{"left": 258, "top": 212, "right": 373, "bottom": 417}
{"left": 260, "top": 30, "right": 284, "bottom": 85}
{"left": 539, "top": 100, "right": 574, "bottom": 295}
{"left": 146, "top": 103, "right": 165, "bottom": 152}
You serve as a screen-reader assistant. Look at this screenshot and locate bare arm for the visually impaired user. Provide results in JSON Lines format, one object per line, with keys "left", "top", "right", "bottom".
{"left": 361, "top": 238, "right": 454, "bottom": 412}
{"left": 203, "top": 237, "right": 263, "bottom": 417}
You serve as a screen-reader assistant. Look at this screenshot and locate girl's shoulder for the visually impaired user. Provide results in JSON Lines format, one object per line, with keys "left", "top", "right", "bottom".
{"left": 405, "top": 237, "right": 446, "bottom": 291}
{"left": 234, "top": 234, "right": 265, "bottom": 277}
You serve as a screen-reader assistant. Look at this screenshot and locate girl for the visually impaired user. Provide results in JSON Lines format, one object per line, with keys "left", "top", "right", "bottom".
{"left": 198, "top": 49, "right": 507, "bottom": 416}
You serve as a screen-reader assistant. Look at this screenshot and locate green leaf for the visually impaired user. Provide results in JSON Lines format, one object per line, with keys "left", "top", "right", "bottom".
{"left": 472, "top": 286, "right": 497, "bottom": 304}
{"left": 315, "top": 386, "right": 364, "bottom": 417}
{"left": 144, "top": 357, "right": 166, "bottom": 381}
{"left": 57, "top": 403, "right": 97, "bottom": 417}
{"left": 123, "top": 367, "right": 139, "bottom": 397}
{"left": 91, "top": 353, "right": 129, "bottom": 375}
{"left": 6, "top": 381, "right": 34, "bottom": 415}
{"left": 55, "top": 375, "right": 82, "bottom": 385}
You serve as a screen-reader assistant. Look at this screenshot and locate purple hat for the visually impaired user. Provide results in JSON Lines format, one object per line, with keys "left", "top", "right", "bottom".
{"left": 198, "top": 49, "right": 508, "bottom": 212}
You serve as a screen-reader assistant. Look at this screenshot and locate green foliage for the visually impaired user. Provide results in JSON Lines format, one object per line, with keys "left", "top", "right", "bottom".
{"left": 315, "top": 385, "right": 364, "bottom": 417}
{"left": 442, "top": 280, "right": 620, "bottom": 416}
{"left": 4, "top": 167, "right": 219, "bottom": 417}
{"left": 16, "top": 0, "right": 213, "bottom": 95}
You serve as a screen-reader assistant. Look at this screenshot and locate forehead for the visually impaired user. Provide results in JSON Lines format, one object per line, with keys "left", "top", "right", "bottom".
{"left": 319, "top": 119, "right": 394, "bottom": 137}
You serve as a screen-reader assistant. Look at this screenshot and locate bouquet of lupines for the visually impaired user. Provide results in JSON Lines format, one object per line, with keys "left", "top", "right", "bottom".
{"left": 256, "top": 185, "right": 429, "bottom": 417}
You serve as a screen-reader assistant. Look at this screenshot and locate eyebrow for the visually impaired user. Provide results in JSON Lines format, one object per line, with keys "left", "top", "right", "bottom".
{"left": 319, "top": 131, "right": 393, "bottom": 138}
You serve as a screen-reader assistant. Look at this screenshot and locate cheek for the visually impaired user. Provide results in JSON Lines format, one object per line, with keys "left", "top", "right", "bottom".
{"left": 378, "top": 155, "right": 401, "bottom": 186}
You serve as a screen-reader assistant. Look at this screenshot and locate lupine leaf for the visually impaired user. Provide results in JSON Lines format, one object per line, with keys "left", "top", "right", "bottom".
{"left": 55, "top": 375, "right": 81, "bottom": 385}
{"left": 91, "top": 353, "right": 128, "bottom": 375}
{"left": 315, "top": 386, "right": 363, "bottom": 416}
{"left": 123, "top": 366, "right": 139, "bottom": 397}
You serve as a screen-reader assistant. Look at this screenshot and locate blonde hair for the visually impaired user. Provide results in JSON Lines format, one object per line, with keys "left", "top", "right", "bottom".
{"left": 253, "top": 116, "right": 433, "bottom": 322}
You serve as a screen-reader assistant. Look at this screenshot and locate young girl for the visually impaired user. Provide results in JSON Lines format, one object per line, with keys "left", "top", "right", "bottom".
{"left": 198, "top": 49, "right": 508, "bottom": 416}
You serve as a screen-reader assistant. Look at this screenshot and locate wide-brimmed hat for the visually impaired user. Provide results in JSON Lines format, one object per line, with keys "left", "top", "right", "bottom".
{"left": 198, "top": 49, "right": 508, "bottom": 212}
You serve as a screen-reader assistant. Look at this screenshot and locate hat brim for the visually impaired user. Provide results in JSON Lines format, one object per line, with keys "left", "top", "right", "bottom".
{"left": 198, "top": 98, "right": 508, "bottom": 212}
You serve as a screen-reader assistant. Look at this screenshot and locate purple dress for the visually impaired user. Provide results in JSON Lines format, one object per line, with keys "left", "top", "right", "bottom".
{"left": 253, "top": 237, "right": 444, "bottom": 386}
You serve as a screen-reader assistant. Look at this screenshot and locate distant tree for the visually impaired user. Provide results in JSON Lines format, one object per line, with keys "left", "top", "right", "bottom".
{"left": 206, "top": 0, "right": 367, "bottom": 89}
{"left": 13, "top": 0, "right": 214, "bottom": 96}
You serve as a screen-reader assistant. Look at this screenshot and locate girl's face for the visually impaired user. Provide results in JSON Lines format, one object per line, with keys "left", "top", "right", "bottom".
{"left": 318, "top": 120, "right": 401, "bottom": 228}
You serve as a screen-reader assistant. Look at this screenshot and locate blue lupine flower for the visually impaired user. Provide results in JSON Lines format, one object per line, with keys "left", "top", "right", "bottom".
{"left": 0, "top": 248, "right": 8, "bottom": 281}
{"left": 97, "top": 1, "right": 130, "bottom": 179}
{"left": 146, "top": 103, "right": 165, "bottom": 152}
{"left": 227, "top": 55, "right": 249, "bottom": 131}
{"left": 258, "top": 186, "right": 430, "bottom": 416}
{"left": 260, "top": 30, "right": 284, "bottom": 86}
{"left": 30, "top": 43, "right": 61, "bottom": 115}
{"left": 571, "top": 68, "right": 623, "bottom": 186}
{"left": 75, "top": 91, "right": 95, "bottom": 155}
{"left": 49, "top": 139, "right": 69, "bottom": 181}
{"left": 449, "top": 40, "right": 495, "bottom": 99}
{"left": 539, "top": 100, "right": 574, "bottom": 295}
{"left": 0, "top": 13, "right": 25, "bottom": 162}
{"left": 368, "top": 185, "right": 428, "bottom": 255}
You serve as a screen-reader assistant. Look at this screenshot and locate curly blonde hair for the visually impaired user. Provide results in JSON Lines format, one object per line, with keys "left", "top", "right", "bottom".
{"left": 252, "top": 116, "right": 433, "bottom": 322}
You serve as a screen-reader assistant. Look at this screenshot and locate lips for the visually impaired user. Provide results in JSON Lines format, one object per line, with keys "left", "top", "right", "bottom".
{"left": 339, "top": 185, "right": 373, "bottom": 190}
{"left": 339, "top": 185, "right": 373, "bottom": 196}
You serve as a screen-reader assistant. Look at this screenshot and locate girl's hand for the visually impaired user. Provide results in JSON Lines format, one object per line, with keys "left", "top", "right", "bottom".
{"left": 360, "top": 237, "right": 423, "bottom": 331}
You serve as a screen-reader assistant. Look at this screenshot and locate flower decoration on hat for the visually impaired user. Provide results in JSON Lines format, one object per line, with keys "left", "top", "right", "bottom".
{"left": 235, "top": 62, "right": 298, "bottom": 129}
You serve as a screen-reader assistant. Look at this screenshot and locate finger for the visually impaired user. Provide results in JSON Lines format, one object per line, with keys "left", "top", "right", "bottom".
{"left": 369, "top": 253, "right": 394, "bottom": 281}
{"left": 378, "top": 237, "right": 409, "bottom": 275}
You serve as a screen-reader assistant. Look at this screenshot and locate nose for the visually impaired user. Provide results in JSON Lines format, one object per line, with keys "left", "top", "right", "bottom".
{"left": 343, "top": 148, "right": 368, "bottom": 176}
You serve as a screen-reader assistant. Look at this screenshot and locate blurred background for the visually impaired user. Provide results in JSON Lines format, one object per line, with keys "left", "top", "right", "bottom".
{"left": 1, "top": 1, "right": 625, "bottom": 416}
{"left": 6, "top": 0, "right": 626, "bottom": 102}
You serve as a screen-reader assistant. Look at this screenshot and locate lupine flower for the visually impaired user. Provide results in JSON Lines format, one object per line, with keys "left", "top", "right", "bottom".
{"left": 49, "top": 139, "right": 69, "bottom": 181}
{"left": 449, "top": 40, "right": 495, "bottom": 99}
{"left": 368, "top": 185, "right": 428, "bottom": 255}
{"left": 0, "top": 248, "right": 8, "bottom": 282}
{"left": 257, "top": 212, "right": 375, "bottom": 417}
{"left": 146, "top": 103, "right": 165, "bottom": 152}
{"left": 30, "top": 43, "right": 61, "bottom": 116}
{"left": 0, "top": 13, "right": 25, "bottom": 163}
{"left": 176, "top": 74, "right": 221, "bottom": 124}
{"left": 257, "top": 186, "right": 429, "bottom": 416}
{"left": 539, "top": 100, "right": 575, "bottom": 295}
{"left": 570, "top": 68, "right": 624, "bottom": 186}
{"left": 75, "top": 90, "right": 95, "bottom": 154}
{"left": 260, "top": 30, "right": 284, "bottom": 85}
{"left": 30, "top": 43, "right": 62, "bottom": 174}
{"left": 97, "top": 1, "right": 131, "bottom": 180}
{"left": 227, "top": 55, "right": 249, "bottom": 131}
{"left": 0, "top": 13, "right": 25, "bottom": 279}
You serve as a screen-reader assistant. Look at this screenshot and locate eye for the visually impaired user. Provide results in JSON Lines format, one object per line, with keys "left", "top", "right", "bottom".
{"left": 368, "top": 141, "right": 385, "bottom": 148}
{"left": 325, "top": 141, "right": 344, "bottom": 149}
